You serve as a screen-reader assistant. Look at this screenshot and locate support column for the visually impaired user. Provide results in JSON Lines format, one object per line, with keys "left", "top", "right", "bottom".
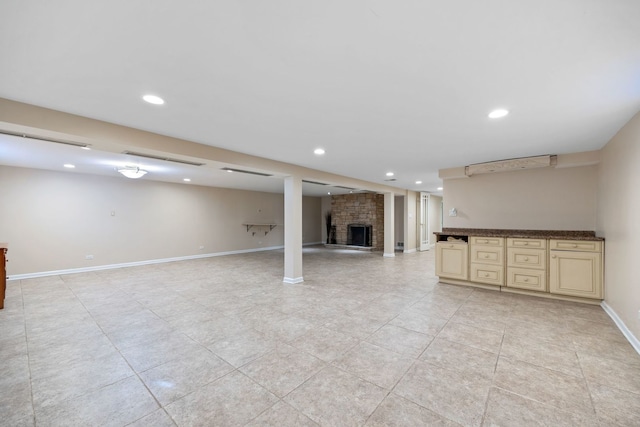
{"left": 283, "top": 175, "right": 304, "bottom": 283}
{"left": 383, "top": 192, "right": 395, "bottom": 257}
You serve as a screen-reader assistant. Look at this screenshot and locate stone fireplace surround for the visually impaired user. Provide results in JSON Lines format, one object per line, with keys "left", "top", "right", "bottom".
{"left": 330, "top": 193, "right": 384, "bottom": 250}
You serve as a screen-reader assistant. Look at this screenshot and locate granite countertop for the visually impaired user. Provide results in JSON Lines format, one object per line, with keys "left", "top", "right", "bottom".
{"left": 434, "top": 228, "right": 604, "bottom": 241}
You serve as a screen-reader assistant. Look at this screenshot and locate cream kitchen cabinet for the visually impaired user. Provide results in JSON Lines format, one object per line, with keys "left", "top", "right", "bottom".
{"left": 436, "top": 241, "right": 469, "bottom": 281}
{"left": 549, "top": 240, "right": 603, "bottom": 299}
{"left": 506, "top": 238, "right": 547, "bottom": 292}
{"left": 469, "top": 236, "right": 504, "bottom": 286}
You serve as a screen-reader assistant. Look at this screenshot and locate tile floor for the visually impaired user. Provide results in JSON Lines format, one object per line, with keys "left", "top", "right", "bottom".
{"left": 1, "top": 247, "right": 639, "bottom": 426}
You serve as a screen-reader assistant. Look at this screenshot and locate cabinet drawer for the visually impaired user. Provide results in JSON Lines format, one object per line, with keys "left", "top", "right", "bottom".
{"left": 507, "top": 267, "right": 547, "bottom": 292}
{"left": 507, "top": 238, "right": 546, "bottom": 249}
{"left": 550, "top": 240, "right": 602, "bottom": 252}
{"left": 470, "top": 263, "right": 504, "bottom": 285}
{"left": 470, "top": 236, "right": 504, "bottom": 246}
{"left": 507, "top": 248, "right": 546, "bottom": 269}
{"left": 470, "top": 245, "right": 504, "bottom": 265}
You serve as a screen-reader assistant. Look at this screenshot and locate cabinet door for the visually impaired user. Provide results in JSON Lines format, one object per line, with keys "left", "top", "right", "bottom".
{"left": 436, "top": 243, "right": 468, "bottom": 281}
{"left": 549, "top": 250, "right": 602, "bottom": 299}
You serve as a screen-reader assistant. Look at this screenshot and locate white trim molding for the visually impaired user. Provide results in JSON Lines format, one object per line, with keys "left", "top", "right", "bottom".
{"left": 601, "top": 301, "right": 640, "bottom": 356}
{"left": 283, "top": 276, "right": 304, "bottom": 284}
{"left": 8, "top": 245, "right": 285, "bottom": 281}
{"left": 403, "top": 248, "right": 417, "bottom": 254}
{"left": 383, "top": 253, "right": 396, "bottom": 258}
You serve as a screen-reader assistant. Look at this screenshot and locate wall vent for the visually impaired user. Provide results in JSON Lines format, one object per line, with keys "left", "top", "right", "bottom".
{"left": 334, "top": 185, "right": 357, "bottom": 190}
{"left": 465, "top": 155, "right": 557, "bottom": 176}
{"left": 122, "top": 151, "right": 205, "bottom": 166}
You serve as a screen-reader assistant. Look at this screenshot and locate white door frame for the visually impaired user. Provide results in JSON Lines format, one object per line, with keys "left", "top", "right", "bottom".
{"left": 419, "top": 192, "right": 430, "bottom": 251}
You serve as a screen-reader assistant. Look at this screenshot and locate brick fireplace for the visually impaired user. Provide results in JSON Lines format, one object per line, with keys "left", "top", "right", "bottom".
{"left": 330, "top": 193, "right": 384, "bottom": 250}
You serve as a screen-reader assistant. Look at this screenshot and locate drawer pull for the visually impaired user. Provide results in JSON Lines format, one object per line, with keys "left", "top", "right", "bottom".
{"left": 449, "top": 245, "right": 454, "bottom": 248}
{"left": 524, "top": 278, "right": 529, "bottom": 282}
{"left": 484, "top": 254, "right": 489, "bottom": 258}
{"left": 523, "top": 242, "right": 529, "bottom": 246}
{"left": 484, "top": 273, "right": 489, "bottom": 277}
{"left": 524, "top": 257, "right": 529, "bottom": 261}
{"left": 573, "top": 244, "right": 578, "bottom": 248}
{"left": 552, "top": 255, "right": 557, "bottom": 259}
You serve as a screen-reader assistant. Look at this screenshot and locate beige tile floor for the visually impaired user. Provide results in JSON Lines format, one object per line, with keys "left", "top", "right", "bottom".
{"left": 1, "top": 246, "right": 639, "bottom": 426}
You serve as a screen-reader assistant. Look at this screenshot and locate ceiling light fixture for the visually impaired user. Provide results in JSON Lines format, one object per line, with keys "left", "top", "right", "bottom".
{"left": 117, "top": 166, "right": 148, "bottom": 179}
{"left": 386, "top": 172, "right": 394, "bottom": 177}
{"left": 488, "top": 109, "right": 509, "bottom": 119}
{"left": 143, "top": 94, "right": 165, "bottom": 105}
{"left": 415, "top": 180, "right": 422, "bottom": 184}
{"left": 314, "top": 148, "right": 325, "bottom": 155}
{"left": 183, "top": 178, "right": 191, "bottom": 182}
{"left": 63, "top": 164, "right": 75, "bottom": 169}
{"left": 437, "top": 187, "right": 443, "bottom": 191}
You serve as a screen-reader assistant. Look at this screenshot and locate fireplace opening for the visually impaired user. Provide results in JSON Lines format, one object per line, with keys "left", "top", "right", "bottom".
{"left": 347, "top": 224, "right": 372, "bottom": 247}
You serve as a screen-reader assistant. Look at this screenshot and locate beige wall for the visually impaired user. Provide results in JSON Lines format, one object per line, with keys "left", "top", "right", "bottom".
{"left": 429, "top": 195, "right": 443, "bottom": 244}
{"left": 597, "top": 112, "right": 640, "bottom": 340}
{"left": 404, "top": 191, "right": 418, "bottom": 252}
{"left": 0, "top": 165, "right": 321, "bottom": 276}
{"left": 443, "top": 165, "right": 598, "bottom": 230}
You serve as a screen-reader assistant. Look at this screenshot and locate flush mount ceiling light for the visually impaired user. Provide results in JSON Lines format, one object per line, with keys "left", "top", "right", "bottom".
{"left": 142, "top": 94, "right": 165, "bottom": 105}
{"left": 63, "top": 164, "right": 75, "bottom": 169}
{"left": 415, "top": 180, "right": 422, "bottom": 184}
{"left": 386, "top": 172, "right": 394, "bottom": 177}
{"left": 437, "top": 187, "right": 443, "bottom": 191}
{"left": 314, "top": 148, "right": 325, "bottom": 155}
{"left": 117, "top": 166, "right": 148, "bottom": 179}
{"left": 488, "top": 108, "right": 509, "bottom": 119}
{"left": 183, "top": 178, "right": 191, "bottom": 182}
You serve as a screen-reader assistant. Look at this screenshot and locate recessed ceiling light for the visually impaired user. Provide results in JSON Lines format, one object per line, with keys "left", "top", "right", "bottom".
{"left": 143, "top": 94, "right": 165, "bottom": 105}
{"left": 488, "top": 109, "right": 509, "bottom": 119}
{"left": 314, "top": 148, "right": 325, "bottom": 155}
{"left": 227, "top": 169, "right": 233, "bottom": 173}
{"left": 327, "top": 192, "right": 331, "bottom": 195}
{"left": 63, "top": 164, "right": 75, "bottom": 168}
{"left": 437, "top": 187, "right": 443, "bottom": 191}
{"left": 386, "top": 172, "right": 394, "bottom": 177}
{"left": 81, "top": 146, "right": 91, "bottom": 151}
{"left": 183, "top": 178, "right": 191, "bottom": 182}
{"left": 415, "top": 180, "right": 422, "bottom": 184}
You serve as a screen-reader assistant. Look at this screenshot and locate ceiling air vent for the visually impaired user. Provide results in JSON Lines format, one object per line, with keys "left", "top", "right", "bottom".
{"left": 0, "top": 130, "right": 90, "bottom": 148}
{"left": 221, "top": 167, "right": 273, "bottom": 177}
{"left": 122, "top": 151, "right": 205, "bottom": 166}
{"left": 465, "top": 155, "right": 557, "bottom": 176}
{"left": 334, "top": 186, "right": 357, "bottom": 190}
{"left": 302, "top": 180, "right": 330, "bottom": 185}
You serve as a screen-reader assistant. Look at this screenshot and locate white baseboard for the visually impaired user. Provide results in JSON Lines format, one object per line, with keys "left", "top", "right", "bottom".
{"left": 8, "top": 245, "right": 285, "bottom": 281}
{"left": 383, "top": 253, "right": 395, "bottom": 258}
{"left": 283, "top": 276, "right": 304, "bottom": 284}
{"left": 403, "top": 248, "right": 417, "bottom": 254}
{"left": 601, "top": 301, "right": 640, "bottom": 356}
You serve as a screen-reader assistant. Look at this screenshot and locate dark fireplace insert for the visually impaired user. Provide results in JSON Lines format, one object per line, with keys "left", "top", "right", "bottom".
{"left": 347, "top": 224, "right": 372, "bottom": 247}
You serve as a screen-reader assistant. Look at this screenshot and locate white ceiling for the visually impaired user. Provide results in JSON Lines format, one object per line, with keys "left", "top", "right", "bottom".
{"left": 1, "top": 1, "right": 639, "bottom": 196}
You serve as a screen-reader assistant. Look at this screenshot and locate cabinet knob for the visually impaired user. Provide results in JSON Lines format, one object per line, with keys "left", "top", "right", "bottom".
{"left": 524, "top": 278, "right": 529, "bottom": 282}
{"left": 484, "top": 254, "right": 489, "bottom": 258}
{"left": 449, "top": 245, "right": 454, "bottom": 248}
{"left": 552, "top": 255, "right": 557, "bottom": 259}
{"left": 484, "top": 273, "right": 489, "bottom": 277}
{"left": 573, "top": 244, "right": 578, "bottom": 248}
{"left": 524, "top": 257, "right": 529, "bottom": 261}
{"left": 524, "top": 242, "right": 529, "bottom": 246}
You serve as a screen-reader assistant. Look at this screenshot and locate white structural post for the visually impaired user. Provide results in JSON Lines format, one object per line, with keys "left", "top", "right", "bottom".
{"left": 383, "top": 192, "right": 395, "bottom": 257}
{"left": 283, "top": 175, "right": 304, "bottom": 283}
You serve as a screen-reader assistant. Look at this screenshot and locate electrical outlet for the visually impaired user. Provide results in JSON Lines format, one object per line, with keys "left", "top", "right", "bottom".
{"left": 85, "top": 255, "right": 94, "bottom": 260}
